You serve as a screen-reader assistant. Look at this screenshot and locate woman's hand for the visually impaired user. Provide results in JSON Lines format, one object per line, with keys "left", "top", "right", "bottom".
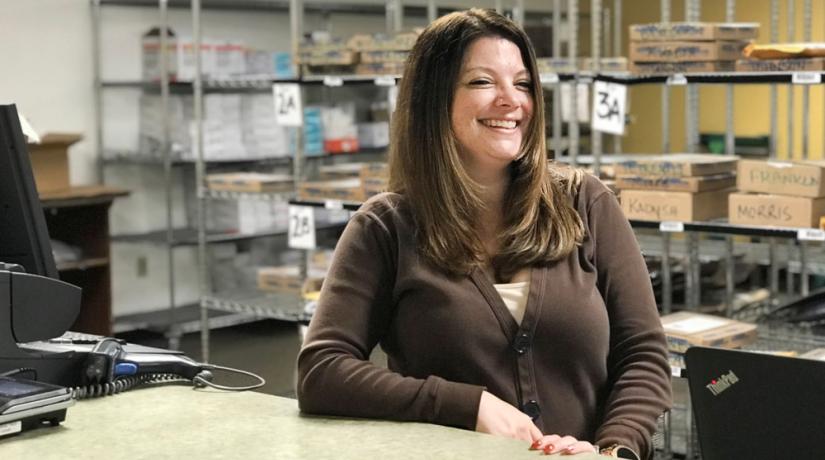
{"left": 530, "top": 434, "right": 598, "bottom": 456}
{"left": 475, "top": 391, "right": 543, "bottom": 443}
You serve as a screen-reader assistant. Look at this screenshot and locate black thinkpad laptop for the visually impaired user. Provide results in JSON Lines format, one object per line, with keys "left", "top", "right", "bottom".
{"left": 685, "top": 346, "right": 825, "bottom": 460}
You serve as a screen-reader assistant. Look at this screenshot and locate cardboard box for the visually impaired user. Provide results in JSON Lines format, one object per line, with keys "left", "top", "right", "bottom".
{"left": 629, "top": 41, "right": 748, "bottom": 63}
{"left": 729, "top": 192, "right": 825, "bottom": 228}
{"left": 615, "top": 154, "right": 738, "bottom": 177}
{"left": 298, "top": 178, "right": 365, "bottom": 202}
{"left": 616, "top": 172, "right": 736, "bottom": 192}
{"left": 630, "top": 22, "right": 759, "bottom": 42}
{"left": 661, "top": 311, "right": 758, "bottom": 354}
{"left": 206, "top": 173, "right": 293, "bottom": 193}
{"left": 579, "top": 57, "right": 629, "bottom": 72}
{"left": 257, "top": 266, "right": 303, "bottom": 293}
{"left": 736, "top": 58, "right": 825, "bottom": 72}
{"left": 630, "top": 61, "right": 735, "bottom": 74}
{"left": 737, "top": 159, "right": 825, "bottom": 198}
{"left": 621, "top": 188, "right": 731, "bottom": 222}
{"left": 359, "top": 162, "right": 388, "bottom": 182}
{"left": 671, "top": 22, "right": 759, "bottom": 41}
{"left": 27, "top": 133, "right": 82, "bottom": 194}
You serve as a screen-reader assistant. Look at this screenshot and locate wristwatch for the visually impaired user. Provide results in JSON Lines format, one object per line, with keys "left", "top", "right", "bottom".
{"left": 598, "top": 444, "right": 640, "bottom": 460}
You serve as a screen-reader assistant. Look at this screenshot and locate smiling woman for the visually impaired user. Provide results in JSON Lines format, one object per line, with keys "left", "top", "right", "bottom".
{"left": 297, "top": 9, "right": 671, "bottom": 460}
{"left": 451, "top": 36, "right": 533, "bottom": 178}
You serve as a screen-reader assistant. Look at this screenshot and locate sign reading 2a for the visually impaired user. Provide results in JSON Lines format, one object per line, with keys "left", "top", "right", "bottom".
{"left": 288, "top": 205, "right": 316, "bottom": 249}
{"left": 273, "top": 83, "right": 303, "bottom": 127}
{"left": 591, "top": 80, "right": 627, "bottom": 135}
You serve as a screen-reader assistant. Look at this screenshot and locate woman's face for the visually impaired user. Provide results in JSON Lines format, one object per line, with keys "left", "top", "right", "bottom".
{"left": 451, "top": 36, "right": 533, "bottom": 179}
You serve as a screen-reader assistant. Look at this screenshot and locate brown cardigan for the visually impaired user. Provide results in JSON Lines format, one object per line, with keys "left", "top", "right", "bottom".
{"left": 297, "top": 174, "right": 672, "bottom": 457}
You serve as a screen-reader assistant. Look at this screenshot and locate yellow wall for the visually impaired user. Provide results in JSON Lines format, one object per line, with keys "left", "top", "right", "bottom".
{"left": 620, "top": 0, "right": 825, "bottom": 159}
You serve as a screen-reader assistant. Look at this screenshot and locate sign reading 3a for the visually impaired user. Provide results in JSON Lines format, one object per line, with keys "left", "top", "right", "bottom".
{"left": 591, "top": 80, "right": 627, "bottom": 135}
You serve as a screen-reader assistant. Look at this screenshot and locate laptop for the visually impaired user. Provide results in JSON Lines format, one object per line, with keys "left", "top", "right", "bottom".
{"left": 685, "top": 346, "right": 825, "bottom": 460}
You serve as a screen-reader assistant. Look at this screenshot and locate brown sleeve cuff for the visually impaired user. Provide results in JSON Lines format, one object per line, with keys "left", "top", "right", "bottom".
{"left": 430, "top": 377, "right": 486, "bottom": 430}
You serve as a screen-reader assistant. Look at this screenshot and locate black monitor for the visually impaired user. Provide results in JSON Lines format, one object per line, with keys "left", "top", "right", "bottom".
{"left": 0, "top": 104, "right": 58, "bottom": 278}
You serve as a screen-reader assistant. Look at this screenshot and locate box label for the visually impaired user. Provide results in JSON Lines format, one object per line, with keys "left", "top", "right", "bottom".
{"left": 624, "top": 196, "right": 681, "bottom": 220}
{"left": 667, "top": 316, "right": 728, "bottom": 334}
{"left": 732, "top": 201, "right": 793, "bottom": 223}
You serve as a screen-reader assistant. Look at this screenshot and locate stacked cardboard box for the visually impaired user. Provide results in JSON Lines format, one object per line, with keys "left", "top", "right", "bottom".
{"left": 661, "top": 311, "right": 758, "bottom": 369}
{"left": 628, "top": 22, "right": 758, "bottom": 74}
{"left": 729, "top": 159, "right": 825, "bottom": 228}
{"left": 298, "top": 30, "right": 420, "bottom": 76}
{"left": 616, "top": 154, "right": 737, "bottom": 222}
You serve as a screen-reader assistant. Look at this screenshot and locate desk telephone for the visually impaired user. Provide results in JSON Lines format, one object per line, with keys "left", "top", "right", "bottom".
{"left": 0, "top": 266, "right": 264, "bottom": 439}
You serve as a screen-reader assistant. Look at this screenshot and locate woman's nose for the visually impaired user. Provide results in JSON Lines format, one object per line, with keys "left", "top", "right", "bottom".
{"left": 496, "top": 85, "right": 520, "bottom": 108}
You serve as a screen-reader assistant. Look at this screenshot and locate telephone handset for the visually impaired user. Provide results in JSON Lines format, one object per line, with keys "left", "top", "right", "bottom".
{"left": 7, "top": 332, "right": 266, "bottom": 399}
{"left": 69, "top": 336, "right": 266, "bottom": 399}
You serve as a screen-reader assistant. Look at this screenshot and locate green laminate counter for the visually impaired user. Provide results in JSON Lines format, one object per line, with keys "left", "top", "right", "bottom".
{"left": 0, "top": 385, "right": 610, "bottom": 459}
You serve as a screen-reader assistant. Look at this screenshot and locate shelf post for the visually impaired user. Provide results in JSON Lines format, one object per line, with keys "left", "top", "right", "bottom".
{"left": 513, "top": 0, "right": 525, "bottom": 28}
{"left": 684, "top": 0, "right": 700, "bottom": 154}
{"left": 769, "top": 0, "right": 779, "bottom": 160}
{"left": 662, "top": 232, "right": 672, "bottom": 315}
{"left": 769, "top": 238, "right": 780, "bottom": 303}
{"left": 786, "top": 0, "right": 795, "bottom": 160}
{"left": 190, "top": 0, "right": 208, "bottom": 359}
{"left": 427, "top": 0, "right": 436, "bottom": 22}
{"left": 591, "top": 0, "right": 602, "bottom": 176}
{"left": 800, "top": 240, "right": 809, "bottom": 296}
{"left": 660, "top": 0, "right": 670, "bottom": 154}
{"left": 91, "top": 0, "right": 104, "bottom": 184}
{"left": 158, "top": 0, "right": 181, "bottom": 351}
{"left": 725, "top": 236, "right": 735, "bottom": 317}
{"left": 801, "top": 0, "right": 812, "bottom": 160}
{"left": 725, "top": 0, "right": 735, "bottom": 157}
{"left": 612, "top": 0, "right": 622, "bottom": 155}
{"left": 551, "top": 0, "right": 563, "bottom": 160}
{"left": 567, "top": 0, "right": 579, "bottom": 166}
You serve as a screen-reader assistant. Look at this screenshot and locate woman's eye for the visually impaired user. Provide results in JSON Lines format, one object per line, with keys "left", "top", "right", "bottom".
{"left": 469, "top": 79, "right": 491, "bottom": 86}
{"left": 516, "top": 81, "right": 532, "bottom": 89}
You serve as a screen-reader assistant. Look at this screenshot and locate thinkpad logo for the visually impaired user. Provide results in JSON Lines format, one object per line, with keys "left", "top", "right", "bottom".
{"left": 706, "top": 370, "right": 739, "bottom": 396}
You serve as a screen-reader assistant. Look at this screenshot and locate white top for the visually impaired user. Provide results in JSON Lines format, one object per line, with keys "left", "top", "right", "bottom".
{"left": 494, "top": 280, "right": 530, "bottom": 325}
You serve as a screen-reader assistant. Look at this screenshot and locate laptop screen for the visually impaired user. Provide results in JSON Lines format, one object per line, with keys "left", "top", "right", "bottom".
{"left": 685, "top": 346, "right": 825, "bottom": 460}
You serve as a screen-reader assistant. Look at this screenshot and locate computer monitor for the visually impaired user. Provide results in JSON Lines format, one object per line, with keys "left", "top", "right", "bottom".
{"left": 0, "top": 104, "right": 58, "bottom": 279}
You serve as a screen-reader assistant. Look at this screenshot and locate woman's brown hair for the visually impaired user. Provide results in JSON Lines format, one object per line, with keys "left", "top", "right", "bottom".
{"left": 388, "top": 8, "right": 584, "bottom": 281}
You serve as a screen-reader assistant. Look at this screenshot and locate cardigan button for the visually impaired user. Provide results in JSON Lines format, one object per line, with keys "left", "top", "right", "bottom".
{"left": 512, "top": 332, "right": 530, "bottom": 355}
{"left": 522, "top": 400, "right": 541, "bottom": 420}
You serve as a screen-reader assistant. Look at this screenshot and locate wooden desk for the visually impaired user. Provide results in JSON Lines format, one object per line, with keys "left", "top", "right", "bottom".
{"left": 40, "top": 185, "right": 129, "bottom": 336}
{"left": 0, "top": 386, "right": 608, "bottom": 459}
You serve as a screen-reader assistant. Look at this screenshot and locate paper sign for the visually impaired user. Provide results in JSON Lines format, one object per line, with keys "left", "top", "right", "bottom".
{"left": 659, "top": 221, "right": 685, "bottom": 233}
{"left": 288, "top": 205, "right": 316, "bottom": 249}
{"left": 539, "top": 73, "right": 560, "bottom": 84}
{"left": 667, "top": 74, "right": 688, "bottom": 86}
{"left": 591, "top": 80, "right": 627, "bottom": 135}
{"left": 667, "top": 316, "right": 727, "bottom": 334}
{"left": 561, "top": 83, "right": 589, "bottom": 123}
{"left": 792, "top": 72, "right": 822, "bottom": 85}
{"left": 374, "top": 76, "right": 396, "bottom": 87}
{"left": 323, "top": 75, "right": 344, "bottom": 87}
{"left": 273, "top": 84, "right": 303, "bottom": 127}
{"left": 798, "top": 228, "right": 825, "bottom": 241}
